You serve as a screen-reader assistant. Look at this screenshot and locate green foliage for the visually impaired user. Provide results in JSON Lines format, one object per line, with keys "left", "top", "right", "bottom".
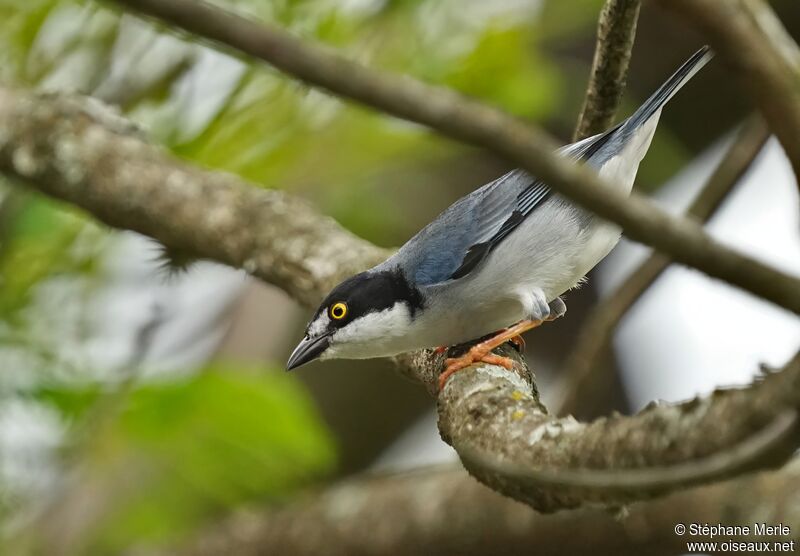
{"left": 536, "top": 0, "right": 605, "bottom": 40}
{"left": 35, "top": 380, "right": 102, "bottom": 421}
{"left": 0, "top": 192, "right": 101, "bottom": 330}
{"left": 0, "top": 0, "right": 58, "bottom": 82}
{"left": 0, "top": 192, "right": 94, "bottom": 317}
{"left": 38, "top": 365, "right": 335, "bottom": 551}
{"left": 0, "top": 0, "right": 574, "bottom": 251}
{"left": 442, "top": 26, "right": 558, "bottom": 118}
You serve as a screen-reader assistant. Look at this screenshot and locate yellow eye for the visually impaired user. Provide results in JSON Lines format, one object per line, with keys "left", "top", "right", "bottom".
{"left": 329, "top": 302, "right": 348, "bottom": 320}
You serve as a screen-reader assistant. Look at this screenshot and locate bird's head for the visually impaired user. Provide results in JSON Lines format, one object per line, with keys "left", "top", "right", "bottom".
{"left": 286, "top": 268, "right": 424, "bottom": 369}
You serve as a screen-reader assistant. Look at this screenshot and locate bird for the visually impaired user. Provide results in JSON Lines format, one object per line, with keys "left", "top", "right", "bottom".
{"left": 287, "top": 46, "right": 713, "bottom": 391}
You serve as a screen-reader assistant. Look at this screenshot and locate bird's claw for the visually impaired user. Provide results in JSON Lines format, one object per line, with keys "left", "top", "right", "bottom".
{"left": 439, "top": 348, "right": 513, "bottom": 391}
{"left": 438, "top": 319, "right": 542, "bottom": 392}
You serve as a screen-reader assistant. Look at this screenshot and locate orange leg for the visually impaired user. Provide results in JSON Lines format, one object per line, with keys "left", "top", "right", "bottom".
{"left": 433, "top": 346, "right": 448, "bottom": 355}
{"left": 439, "top": 319, "right": 543, "bottom": 391}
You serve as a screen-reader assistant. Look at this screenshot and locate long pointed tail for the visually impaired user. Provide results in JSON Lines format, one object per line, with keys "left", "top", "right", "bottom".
{"left": 623, "top": 46, "right": 713, "bottom": 132}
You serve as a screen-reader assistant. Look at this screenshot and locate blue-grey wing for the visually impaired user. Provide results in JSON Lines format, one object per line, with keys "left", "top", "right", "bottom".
{"left": 395, "top": 47, "right": 712, "bottom": 286}
{"left": 395, "top": 169, "right": 531, "bottom": 286}
{"left": 398, "top": 125, "right": 620, "bottom": 286}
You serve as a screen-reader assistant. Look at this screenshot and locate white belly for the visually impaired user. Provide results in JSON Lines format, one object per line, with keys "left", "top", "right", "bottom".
{"left": 410, "top": 114, "right": 661, "bottom": 348}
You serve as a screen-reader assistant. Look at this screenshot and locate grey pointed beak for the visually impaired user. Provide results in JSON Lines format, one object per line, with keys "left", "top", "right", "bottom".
{"left": 286, "top": 333, "right": 331, "bottom": 370}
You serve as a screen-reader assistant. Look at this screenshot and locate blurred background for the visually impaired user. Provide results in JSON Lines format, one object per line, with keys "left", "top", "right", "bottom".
{"left": 0, "top": 0, "right": 798, "bottom": 553}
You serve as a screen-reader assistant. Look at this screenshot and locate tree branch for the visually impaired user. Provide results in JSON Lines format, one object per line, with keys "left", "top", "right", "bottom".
{"left": 573, "top": 0, "right": 641, "bottom": 141}
{"left": 107, "top": 0, "right": 800, "bottom": 315}
{"left": 174, "top": 463, "right": 800, "bottom": 556}
{"left": 438, "top": 348, "right": 800, "bottom": 511}
{"left": 556, "top": 116, "right": 771, "bottom": 416}
{"left": 0, "top": 89, "right": 388, "bottom": 308}
{"left": 656, "top": 0, "right": 800, "bottom": 184}
{"left": 2, "top": 79, "right": 800, "bottom": 512}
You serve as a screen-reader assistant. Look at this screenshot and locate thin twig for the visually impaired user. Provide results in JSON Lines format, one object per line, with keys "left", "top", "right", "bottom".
{"left": 556, "top": 116, "right": 771, "bottom": 416}
{"left": 104, "top": 0, "right": 800, "bottom": 314}
{"left": 573, "top": 0, "right": 641, "bottom": 141}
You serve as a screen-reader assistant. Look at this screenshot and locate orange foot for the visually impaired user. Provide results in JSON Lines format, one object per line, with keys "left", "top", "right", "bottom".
{"left": 439, "top": 350, "right": 513, "bottom": 391}
{"left": 438, "top": 319, "right": 543, "bottom": 392}
{"left": 509, "top": 335, "right": 526, "bottom": 351}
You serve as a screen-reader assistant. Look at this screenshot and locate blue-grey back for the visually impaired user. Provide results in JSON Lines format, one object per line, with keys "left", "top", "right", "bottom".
{"left": 380, "top": 46, "right": 713, "bottom": 287}
{"left": 383, "top": 135, "right": 614, "bottom": 286}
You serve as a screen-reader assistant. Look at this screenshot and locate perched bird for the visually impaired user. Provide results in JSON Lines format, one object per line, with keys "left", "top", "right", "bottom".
{"left": 287, "top": 47, "right": 713, "bottom": 390}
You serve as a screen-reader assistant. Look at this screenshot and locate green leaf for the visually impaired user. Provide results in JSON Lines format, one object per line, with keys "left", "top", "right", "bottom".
{"left": 40, "top": 365, "right": 336, "bottom": 551}
{"left": 442, "top": 26, "right": 559, "bottom": 119}
{"left": 0, "top": 193, "right": 93, "bottom": 317}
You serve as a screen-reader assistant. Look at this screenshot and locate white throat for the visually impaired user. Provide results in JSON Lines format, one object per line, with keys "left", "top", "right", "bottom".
{"left": 323, "top": 302, "right": 417, "bottom": 359}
